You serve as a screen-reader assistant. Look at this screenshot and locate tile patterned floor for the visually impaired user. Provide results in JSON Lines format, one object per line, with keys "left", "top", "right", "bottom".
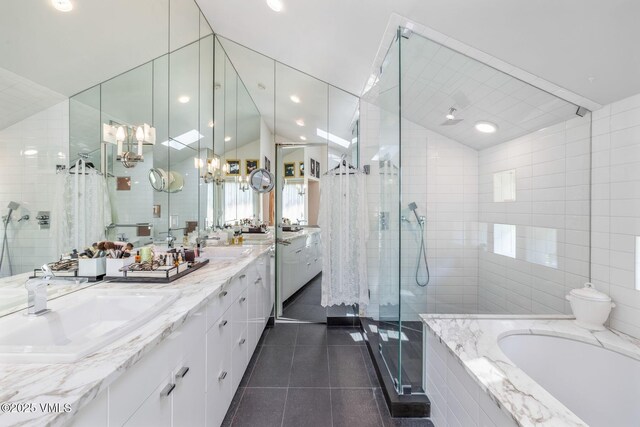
{"left": 281, "top": 274, "right": 358, "bottom": 323}
{"left": 222, "top": 324, "right": 433, "bottom": 427}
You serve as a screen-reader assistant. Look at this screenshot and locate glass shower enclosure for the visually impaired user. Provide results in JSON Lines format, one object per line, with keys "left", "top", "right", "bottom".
{"left": 363, "top": 27, "right": 591, "bottom": 397}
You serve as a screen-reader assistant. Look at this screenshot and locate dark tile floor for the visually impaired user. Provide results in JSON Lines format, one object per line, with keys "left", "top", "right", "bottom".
{"left": 222, "top": 323, "right": 433, "bottom": 427}
{"left": 281, "top": 274, "right": 357, "bottom": 323}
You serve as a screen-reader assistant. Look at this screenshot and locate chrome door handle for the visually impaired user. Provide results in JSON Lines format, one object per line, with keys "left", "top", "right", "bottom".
{"left": 239, "top": 338, "right": 246, "bottom": 345}
{"left": 240, "top": 297, "right": 247, "bottom": 303}
{"left": 218, "top": 371, "right": 227, "bottom": 381}
{"left": 254, "top": 277, "right": 262, "bottom": 284}
{"left": 160, "top": 383, "right": 175, "bottom": 397}
{"left": 175, "top": 366, "right": 189, "bottom": 380}
{"left": 239, "top": 274, "right": 246, "bottom": 280}
{"left": 219, "top": 290, "right": 228, "bottom": 297}
{"left": 219, "top": 319, "right": 228, "bottom": 327}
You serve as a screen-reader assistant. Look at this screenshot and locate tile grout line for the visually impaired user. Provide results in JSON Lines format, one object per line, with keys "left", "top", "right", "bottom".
{"left": 281, "top": 324, "right": 299, "bottom": 426}
{"left": 325, "top": 328, "right": 334, "bottom": 427}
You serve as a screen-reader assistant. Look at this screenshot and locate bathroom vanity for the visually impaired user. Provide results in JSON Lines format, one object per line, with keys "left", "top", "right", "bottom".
{"left": 0, "top": 245, "right": 273, "bottom": 427}
{"left": 278, "top": 228, "right": 321, "bottom": 303}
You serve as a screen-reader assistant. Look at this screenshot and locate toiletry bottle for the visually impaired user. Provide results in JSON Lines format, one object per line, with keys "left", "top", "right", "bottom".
{"left": 135, "top": 250, "right": 141, "bottom": 263}
{"left": 178, "top": 252, "right": 183, "bottom": 264}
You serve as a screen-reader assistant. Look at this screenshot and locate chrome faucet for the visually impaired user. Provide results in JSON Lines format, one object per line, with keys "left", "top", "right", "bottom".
{"left": 158, "top": 231, "right": 176, "bottom": 248}
{"left": 25, "top": 264, "right": 88, "bottom": 316}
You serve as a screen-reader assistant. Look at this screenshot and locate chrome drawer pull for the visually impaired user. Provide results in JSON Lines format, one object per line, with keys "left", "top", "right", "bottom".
{"left": 219, "top": 319, "right": 228, "bottom": 327}
{"left": 218, "top": 371, "right": 227, "bottom": 381}
{"left": 240, "top": 297, "right": 247, "bottom": 303}
{"left": 239, "top": 338, "right": 246, "bottom": 345}
{"left": 176, "top": 367, "right": 190, "bottom": 379}
{"left": 295, "top": 249, "right": 302, "bottom": 254}
{"left": 254, "top": 277, "right": 262, "bottom": 284}
{"left": 160, "top": 383, "right": 175, "bottom": 397}
{"left": 239, "top": 274, "right": 246, "bottom": 280}
{"left": 219, "top": 290, "right": 228, "bottom": 297}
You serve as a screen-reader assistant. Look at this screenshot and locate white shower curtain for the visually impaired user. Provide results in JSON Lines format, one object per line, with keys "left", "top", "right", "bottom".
{"left": 319, "top": 161, "right": 369, "bottom": 307}
{"left": 53, "top": 159, "right": 112, "bottom": 255}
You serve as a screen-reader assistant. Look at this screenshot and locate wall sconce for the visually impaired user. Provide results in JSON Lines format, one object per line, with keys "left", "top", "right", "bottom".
{"left": 103, "top": 122, "right": 156, "bottom": 168}
{"left": 239, "top": 176, "right": 250, "bottom": 192}
{"left": 297, "top": 184, "right": 306, "bottom": 196}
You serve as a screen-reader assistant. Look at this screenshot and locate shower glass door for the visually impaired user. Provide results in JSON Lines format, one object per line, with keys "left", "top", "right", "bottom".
{"left": 375, "top": 29, "right": 403, "bottom": 392}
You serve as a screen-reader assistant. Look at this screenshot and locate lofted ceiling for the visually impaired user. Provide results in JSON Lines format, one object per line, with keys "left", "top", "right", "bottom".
{"left": 198, "top": 0, "right": 640, "bottom": 107}
{"left": 396, "top": 32, "right": 580, "bottom": 149}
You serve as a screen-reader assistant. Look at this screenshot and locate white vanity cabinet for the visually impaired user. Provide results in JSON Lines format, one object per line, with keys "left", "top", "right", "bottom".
{"left": 69, "top": 252, "right": 273, "bottom": 427}
{"left": 280, "top": 230, "right": 322, "bottom": 302}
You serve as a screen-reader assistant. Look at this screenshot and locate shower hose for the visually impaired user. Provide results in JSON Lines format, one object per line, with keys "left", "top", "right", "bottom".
{"left": 415, "top": 219, "right": 430, "bottom": 287}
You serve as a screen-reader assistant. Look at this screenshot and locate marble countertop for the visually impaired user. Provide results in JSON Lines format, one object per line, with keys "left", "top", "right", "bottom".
{"left": 0, "top": 272, "right": 95, "bottom": 318}
{"left": 0, "top": 244, "right": 271, "bottom": 427}
{"left": 421, "top": 314, "right": 640, "bottom": 427}
{"left": 280, "top": 227, "right": 320, "bottom": 242}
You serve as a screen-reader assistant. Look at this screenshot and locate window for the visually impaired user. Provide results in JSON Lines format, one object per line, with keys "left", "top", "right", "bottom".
{"left": 494, "top": 223, "right": 516, "bottom": 258}
{"left": 282, "top": 182, "right": 305, "bottom": 222}
{"left": 224, "top": 180, "right": 254, "bottom": 223}
{"left": 524, "top": 226, "right": 558, "bottom": 268}
{"left": 493, "top": 169, "right": 516, "bottom": 202}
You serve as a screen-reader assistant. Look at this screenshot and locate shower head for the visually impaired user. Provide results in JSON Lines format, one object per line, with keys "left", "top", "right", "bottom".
{"left": 408, "top": 202, "right": 423, "bottom": 223}
{"left": 7, "top": 201, "right": 19, "bottom": 211}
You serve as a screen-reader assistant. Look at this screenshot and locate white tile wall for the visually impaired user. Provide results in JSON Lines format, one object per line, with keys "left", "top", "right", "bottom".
{"left": 360, "top": 101, "right": 479, "bottom": 320}
{"left": 0, "top": 101, "right": 69, "bottom": 276}
{"left": 590, "top": 92, "right": 640, "bottom": 339}
{"left": 477, "top": 115, "right": 592, "bottom": 315}
{"left": 424, "top": 328, "right": 517, "bottom": 427}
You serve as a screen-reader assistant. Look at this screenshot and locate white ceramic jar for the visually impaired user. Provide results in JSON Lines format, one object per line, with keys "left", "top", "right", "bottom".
{"left": 566, "top": 283, "right": 615, "bottom": 331}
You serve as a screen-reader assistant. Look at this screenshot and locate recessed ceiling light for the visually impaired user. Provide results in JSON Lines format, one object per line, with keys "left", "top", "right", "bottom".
{"left": 178, "top": 96, "right": 190, "bottom": 104}
{"left": 23, "top": 149, "right": 38, "bottom": 156}
{"left": 224, "top": 136, "right": 231, "bottom": 142}
{"left": 475, "top": 121, "right": 498, "bottom": 133}
{"left": 266, "top": 0, "right": 284, "bottom": 12}
{"left": 52, "top": 0, "right": 73, "bottom": 12}
{"left": 296, "top": 119, "right": 305, "bottom": 127}
{"left": 300, "top": 136, "right": 307, "bottom": 141}
{"left": 290, "top": 95, "right": 300, "bottom": 104}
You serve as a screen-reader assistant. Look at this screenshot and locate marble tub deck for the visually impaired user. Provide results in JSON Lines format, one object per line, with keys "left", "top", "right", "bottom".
{"left": 421, "top": 314, "right": 640, "bottom": 427}
{"left": 0, "top": 245, "right": 271, "bottom": 427}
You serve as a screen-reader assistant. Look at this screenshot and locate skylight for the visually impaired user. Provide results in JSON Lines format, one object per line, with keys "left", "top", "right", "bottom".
{"left": 316, "top": 128, "right": 351, "bottom": 148}
{"left": 160, "top": 129, "right": 204, "bottom": 150}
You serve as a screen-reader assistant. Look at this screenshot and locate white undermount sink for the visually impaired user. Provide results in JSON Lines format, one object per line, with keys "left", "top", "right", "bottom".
{"left": 203, "top": 246, "right": 253, "bottom": 260}
{"left": 0, "top": 288, "right": 181, "bottom": 364}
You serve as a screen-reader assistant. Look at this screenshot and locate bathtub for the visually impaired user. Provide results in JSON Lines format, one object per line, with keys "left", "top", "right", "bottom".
{"left": 499, "top": 334, "right": 640, "bottom": 427}
{"left": 421, "top": 314, "right": 640, "bottom": 427}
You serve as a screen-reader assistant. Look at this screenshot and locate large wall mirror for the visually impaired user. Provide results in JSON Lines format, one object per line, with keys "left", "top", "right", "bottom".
{"left": 219, "top": 36, "right": 361, "bottom": 321}
{"left": 0, "top": 0, "right": 213, "bottom": 316}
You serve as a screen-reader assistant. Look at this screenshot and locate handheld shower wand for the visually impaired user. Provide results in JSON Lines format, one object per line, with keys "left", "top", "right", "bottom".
{"left": 0, "top": 201, "right": 20, "bottom": 276}
{"left": 408, "top": 202, "right": 429, "bottom": 287}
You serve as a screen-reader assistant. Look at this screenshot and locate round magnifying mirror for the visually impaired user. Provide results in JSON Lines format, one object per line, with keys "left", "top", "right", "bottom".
{"left": 148, "top": 168, "right": 167, "bottom": 191}
{"left": 248, "top": 168, "right": 275, "bottom": 193}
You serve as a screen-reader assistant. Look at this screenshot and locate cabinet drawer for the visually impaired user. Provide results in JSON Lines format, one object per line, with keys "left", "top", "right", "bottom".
{"left": 206, "top": 274, "right": 244, "bottom": 330}
{"left": 231, "top": 326, "right": 248, "bottom": 392}
{"left": 206, "top": 308, "right": 233, "bottom": 427}
{"left": 109, "top": 332, "right": 178, "bottom": 426}
{"left": 122, "top": 373, "right": 173, "bottom": 427}
{"left": 109, "top": 308, "right": 204, "bottom": 426}
{"left": 206, "top": 307, "right": 232, "bottom": 391}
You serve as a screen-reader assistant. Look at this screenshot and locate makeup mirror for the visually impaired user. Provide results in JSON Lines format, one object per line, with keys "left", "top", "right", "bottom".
{"left": 249, "top": 169, "right": 275, "bottom": 193}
